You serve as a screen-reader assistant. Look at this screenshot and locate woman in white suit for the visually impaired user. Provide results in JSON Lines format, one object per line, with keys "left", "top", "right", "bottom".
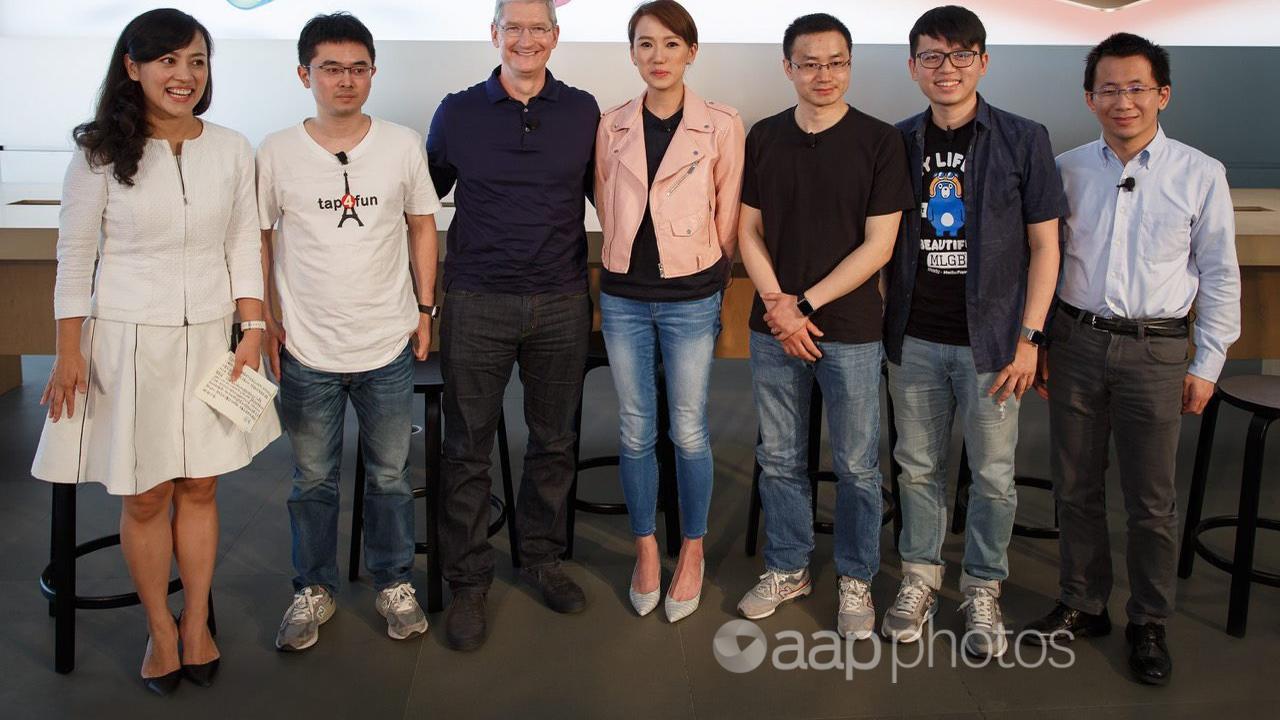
{"left": 32, "top": 8, "right": 280, "bottom": 695}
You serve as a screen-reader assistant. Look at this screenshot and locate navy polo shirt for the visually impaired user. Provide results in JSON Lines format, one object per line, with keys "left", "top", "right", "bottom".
{"left": 427, "top": 66, "right": 599, "bottom": 295}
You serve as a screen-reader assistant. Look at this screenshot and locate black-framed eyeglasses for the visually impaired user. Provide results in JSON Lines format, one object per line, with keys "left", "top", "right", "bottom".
{"left": 788, "top": 59, "right": 852, "bottom": 76}
{"left": 303, "top": 63, "right": 375, "bottom": 79}
{"left": 1087, "top": 85, "right": 1166, "bottom": 101}
{"left": 498, "top": 24, "right": 554, "bottom": 38}
{"left": 913, "top": 50, "right": 980, "bottom": 69}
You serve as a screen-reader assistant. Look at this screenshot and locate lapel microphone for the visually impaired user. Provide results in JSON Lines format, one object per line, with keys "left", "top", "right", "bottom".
{"left": 1116, "top": 176, "right": 1136, "bottom": 192}
{"left": 335, "top": 151, "right": 349, "bottom": 165}
{"left": 806, "top": 132, "right": 819, "bottom": 149}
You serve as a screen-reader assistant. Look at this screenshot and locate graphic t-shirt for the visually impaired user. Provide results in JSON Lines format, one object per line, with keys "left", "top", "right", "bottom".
{"left": 257, "top": 117, "right": 442, "bottom": 373}
{"left": 905, "top": 119, "right": 973, "bottom": 346}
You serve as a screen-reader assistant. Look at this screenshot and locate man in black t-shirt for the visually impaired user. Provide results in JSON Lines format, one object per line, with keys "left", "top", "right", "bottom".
{"left": 881, "top": 6, "right": 1065, "bottom": 659}
{"left": 735, "top": 13, "right": 913, "bottom": 641}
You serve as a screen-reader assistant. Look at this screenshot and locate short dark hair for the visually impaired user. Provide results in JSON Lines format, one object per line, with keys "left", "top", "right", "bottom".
{"left": 628, "top": 0, "right": 698, "bottom": 48}
{"left": 297, "top": 12, "right": 375, "bottom": 67}
{"left": 1083, "top": 32, "right": 1170, "bottom": 91}
{"left": 909, "top": 5, "right": 986, "bottom": 55}
{"left": 783, "top": 13, "right": 851, "bottom": 61}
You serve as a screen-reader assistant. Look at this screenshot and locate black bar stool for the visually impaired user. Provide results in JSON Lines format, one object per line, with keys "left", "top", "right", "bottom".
{"left": 1177, "top": 374, "right": 1280, "bottom": 638}
{"left": 39, "top": 484, "right": 216, "bottom": 674}
{"left": 348, "top": 356, "right": 517, "bottom": 613}
{"left": 564, "top": 331, "right": 682, "bottom": 560}
{"left": 744, "top": 363, "right": 901, "bottom": 557}
{"left": 951, "top": 445, "right": 1060, "bottom": 540}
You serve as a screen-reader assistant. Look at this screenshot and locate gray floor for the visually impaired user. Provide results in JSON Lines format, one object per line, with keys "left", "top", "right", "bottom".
{"left": 0, "top": 354, "right": 1276, "bottom": 719}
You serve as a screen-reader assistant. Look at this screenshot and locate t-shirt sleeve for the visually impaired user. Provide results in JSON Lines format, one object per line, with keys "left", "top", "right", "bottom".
{"left": 1020, "top": 123, "right": 1069, "bottom": 225}
{"left": 404, "top": 129, "right": 443, "bottom": 216}
{"left": 740, "top": 124, "right": 761, "bottom": 210}
{"left": 426, "top": 98, "right": 457, "bottom": 200}
{"left": 867, "top": 126, "right": 915, "bottom": 217}
{"left": 255, "top": 140, "right": 280, "bottom": 231}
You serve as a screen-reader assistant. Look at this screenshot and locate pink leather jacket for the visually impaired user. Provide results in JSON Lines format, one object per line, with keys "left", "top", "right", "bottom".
{"left": 594, "top": 87, "right": 745, "bottom": 279}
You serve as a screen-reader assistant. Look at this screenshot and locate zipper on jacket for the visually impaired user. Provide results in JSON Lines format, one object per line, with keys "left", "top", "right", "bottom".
{"left": 665, "top": 160, "right": 699, "bottom": 198}
{"left": 175, "top": 151, "right": 189, "bottom": 325}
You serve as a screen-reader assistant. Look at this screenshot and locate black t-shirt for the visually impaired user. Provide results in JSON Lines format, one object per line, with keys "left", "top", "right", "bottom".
{"left": 601, "top": 107, "right": 726, "bottom": 302}
{"left": 905, "top": 118, "right": 974, "bottom": 346}
{"left": 741, "top": 106, "right": 914, "bottom": 343}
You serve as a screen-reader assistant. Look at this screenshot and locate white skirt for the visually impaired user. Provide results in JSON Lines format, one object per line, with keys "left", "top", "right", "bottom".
{"left": 31, "top": 315, "right": 282, "bottom": 496}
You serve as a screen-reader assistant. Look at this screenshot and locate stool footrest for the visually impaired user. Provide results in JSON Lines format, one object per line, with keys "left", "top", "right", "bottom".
{"left": 1192, "top": 516, "right": 1280, "bottom": 587}
{"left": 40, "top": 533, "right": 184, "bottom": 610}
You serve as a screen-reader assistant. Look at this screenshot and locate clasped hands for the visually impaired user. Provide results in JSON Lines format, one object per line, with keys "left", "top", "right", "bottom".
{"left": 762, "top": 292, "right": 824, "bottom": 361}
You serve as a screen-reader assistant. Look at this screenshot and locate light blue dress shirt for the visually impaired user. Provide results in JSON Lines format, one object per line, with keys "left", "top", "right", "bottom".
{"left": 1056, "top": 126, "right": 1241, "bottom": 381}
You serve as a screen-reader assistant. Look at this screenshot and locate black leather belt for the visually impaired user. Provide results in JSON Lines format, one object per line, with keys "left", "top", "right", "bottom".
{"left": 1059, "top": 302, "right": 1189, "bottom": 338}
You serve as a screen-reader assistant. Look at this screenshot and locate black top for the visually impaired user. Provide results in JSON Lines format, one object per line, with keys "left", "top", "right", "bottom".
{"left": 601, "top": 107, "right": 725, "bottom": 302}
{"left": 905, "top": 119, "right": 975, "bottom": 346}
{"left": 426, "top": 67, "right": 600, "bottom": 295}
{"left": 741, "top": 106, "right": 914, "bottom": 344}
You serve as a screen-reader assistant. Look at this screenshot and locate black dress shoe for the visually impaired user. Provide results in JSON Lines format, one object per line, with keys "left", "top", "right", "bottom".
{"left": 142, "top": 668, "right": 181, "bottom": 697}
{"left": 181, "top": 657, "right": 220, "bottom": 688}
{"left": 1126, "top": 622, "right": 1172, "bottom": 686}
{"left": 445, "top": 591, "right": 488, "bottom": 652}
{"left": 520, "top": 562, "right": 587, "bottom": 615}
{"left": 1022, "top": 602, "right": 1112, "bottom": 645}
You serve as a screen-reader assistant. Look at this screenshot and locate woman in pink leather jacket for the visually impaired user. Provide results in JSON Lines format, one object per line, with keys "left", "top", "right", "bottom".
{"left": 593, "top": 0, "right": 744, "bottom": 623}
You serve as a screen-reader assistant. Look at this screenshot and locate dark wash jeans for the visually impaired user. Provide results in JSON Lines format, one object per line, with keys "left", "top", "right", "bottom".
{"left": 1047, "top": 316, "right": 1189, "bottom": 626}
{"left": 439, "top": 290, "right": 590, "bottom": 591}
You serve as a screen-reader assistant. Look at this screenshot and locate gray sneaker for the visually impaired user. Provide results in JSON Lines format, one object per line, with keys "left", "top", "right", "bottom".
{"left": 375, "top": 582, "right": 428, "bottom": 640}
{"left": 837, "top": 576, "right": 875, "bottom": 640}
{"left": 960, "top": 585, "right": 1008, "bottom": 658}
{"left": 881, "top": 574, "right": 938, "bottom": 643}
{"left": 276, "top": 585, "right": 336, "bottom": 652}
{"left": 737, "top": 568, "right": 812, "bottom": 620}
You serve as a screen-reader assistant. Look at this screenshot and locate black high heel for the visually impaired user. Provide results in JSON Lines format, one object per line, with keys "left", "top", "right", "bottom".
{"left": 178, "top": 611, "right": 221, "bottom": 688}
{"left": 142, "top": 618, "right": 181, "bottom": 697}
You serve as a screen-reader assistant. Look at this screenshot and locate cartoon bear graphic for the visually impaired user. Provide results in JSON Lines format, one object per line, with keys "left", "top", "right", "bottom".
{"left": 925, "top": 172, "right": 964, "bottom": 237}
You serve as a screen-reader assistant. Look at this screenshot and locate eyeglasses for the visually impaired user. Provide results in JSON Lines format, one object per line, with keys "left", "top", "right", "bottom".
{"left": 913, "top": 50, "right": 980, "bottom": 69}
{"left": 1088, "top": 85, "right": 1166, "bottom": 101}
{"left": 498, "top": 24, "right": 554, "bottom": 39}
{"left": 305, "top": 63, "right": 374, "bottom": 79}
{"left": 788, "top": 59, "right": 852, "bottom": 76}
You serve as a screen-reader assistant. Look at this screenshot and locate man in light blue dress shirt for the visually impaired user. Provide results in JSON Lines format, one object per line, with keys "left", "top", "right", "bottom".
{"left": 1024, "top": 33, "right": 1241, "bottom": 687}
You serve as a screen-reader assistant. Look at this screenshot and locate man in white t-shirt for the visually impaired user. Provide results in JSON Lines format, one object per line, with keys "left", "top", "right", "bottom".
{"left": 257, "top": 13, "right": 441, "bottom": 652}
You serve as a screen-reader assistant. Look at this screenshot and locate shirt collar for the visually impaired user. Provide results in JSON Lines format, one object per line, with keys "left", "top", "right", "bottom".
{"left": 484, "top": 65, "right": 562, "bottom": 104}
{"left": 1098, "top": 124, "right": 1167, "bottom": 169}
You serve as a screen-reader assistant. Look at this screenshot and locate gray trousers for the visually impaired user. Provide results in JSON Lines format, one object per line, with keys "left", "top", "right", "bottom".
{"left": 1047, "top": 316, "right": 1189, "bottom": 626}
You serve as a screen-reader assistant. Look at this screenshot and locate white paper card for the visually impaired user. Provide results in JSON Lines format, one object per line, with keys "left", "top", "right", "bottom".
{"left": 196, "top": 352, "right": 278, "bottom": 432}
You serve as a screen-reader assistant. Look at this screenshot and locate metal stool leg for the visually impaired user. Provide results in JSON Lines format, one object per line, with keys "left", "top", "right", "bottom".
{"left": 952, "top": 445, "right": 972, "bottom": 535}
{"left": 746, "top": 431, "right": 763, "bottom": 557}
{"left": 656, "top": 371, "right": 681, "bottom": 558}
{"left": 349, "top": 443, "right": 366, "bottom": 581}
{"left": 564, "top": 395, "right": 585, "bottom": 561}
{"left": 1179, "top": 395, "right": 1220, "bottom": 579}
{"left": 207, "top": 590, "right": 217, "bottom": 637}
{"left": 885, "top": 379, "right": 904, "bottom": 546}
{"left": 498, "top": 409, "right": 521, "bottom": 568}
{"left": 425, "top": 388, "right": 445, "bottom": 614}
{"left": 52, "top": 484, "right": 76, "bottom": 674}
{"left": 1227, "top": 414, "right": 1273, "bottom": 638}
{"left": 808, "top": 384, "right": 823, "bottom": 528}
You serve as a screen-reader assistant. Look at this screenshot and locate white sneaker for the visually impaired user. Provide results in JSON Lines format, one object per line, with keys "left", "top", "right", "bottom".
{"left": 959, "top": 584, "right": 1008, "bottom": 658}
{"left": 276, "top": 585, "right": 336, "bottom": 652}
{"left": 836, "top": 576, "right": 875, "bottom": 640}
{"left": 737, "top": 568, "right": 812, "bottom": 620}
{"left": 880, "top": 574, "right": 938, "bottom": 643}
{"left": 375, "top": 582, "right": 428, "bottom": 640}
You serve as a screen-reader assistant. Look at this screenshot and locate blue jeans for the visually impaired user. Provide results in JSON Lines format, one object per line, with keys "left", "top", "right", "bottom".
{"left": 600, "top": 291, "right": 721, "bottom": 539}
{"left": 887, "top": 335, "right": 1019, "bottom": 585}
{"left": 749, "top": 331, "right": 883, "bottom": 581}
{"left": 279, "top": 344, "right": 415, "bottom": 592}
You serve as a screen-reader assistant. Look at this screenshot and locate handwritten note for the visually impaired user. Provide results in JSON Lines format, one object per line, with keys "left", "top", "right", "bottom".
{"left": 196, "top": 352, "right": 278, "bottom": 432}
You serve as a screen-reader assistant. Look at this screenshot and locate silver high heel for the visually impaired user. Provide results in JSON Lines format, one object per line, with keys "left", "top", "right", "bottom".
{"left": 664, "top": 559, "right": 705, "bottom": 623}
{"left": 629, "top": 562, "right": 660, "bottom": 617}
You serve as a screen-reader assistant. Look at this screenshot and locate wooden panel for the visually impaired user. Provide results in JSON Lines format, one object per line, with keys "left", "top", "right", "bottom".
{"left": 0, "top": 355, "right": 20, "bottom": 395}
{"left": 0, "top": 261, "right": 56, "bottom": 354}
{"left": 1229, "top": 267, "right": 1280, "bottom": 359}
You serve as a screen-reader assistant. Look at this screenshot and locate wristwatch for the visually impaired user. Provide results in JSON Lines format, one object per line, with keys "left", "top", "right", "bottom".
{"left": 1020, "top": 325, "right": 1047, "bottom": 347}
{"left": 796, "top": 295, "right": 816, "bottom": 318}
{"left": 418, "top": 303, "right": 441, "bottom": 319}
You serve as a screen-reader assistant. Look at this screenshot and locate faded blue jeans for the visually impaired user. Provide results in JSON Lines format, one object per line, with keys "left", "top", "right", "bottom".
{"left": 279, "top": 344, "right": 415, "bottom": 592}
{"left": 600, "top": 291, "right": 721, "bottom": 539}
{"left": 750, "top": 331, "right": 884, "bottom": 581}
{"left": 887, "top": 335, "right": 1019, "bottom": 587}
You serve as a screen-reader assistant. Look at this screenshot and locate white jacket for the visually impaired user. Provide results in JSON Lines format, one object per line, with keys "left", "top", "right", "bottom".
{"left": 54, "top": 121, "right": 263, "bottom": 325}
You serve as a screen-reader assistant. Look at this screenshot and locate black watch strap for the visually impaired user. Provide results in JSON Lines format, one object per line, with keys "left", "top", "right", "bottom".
{"left": 1021, "top": 325, "right": 1047, "bottom": 347}
{"left": 418, "top": 303, "right": 441, "bottom": 319}
{"left": 797, "top": 295, "right": 816, "bottom": 317}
